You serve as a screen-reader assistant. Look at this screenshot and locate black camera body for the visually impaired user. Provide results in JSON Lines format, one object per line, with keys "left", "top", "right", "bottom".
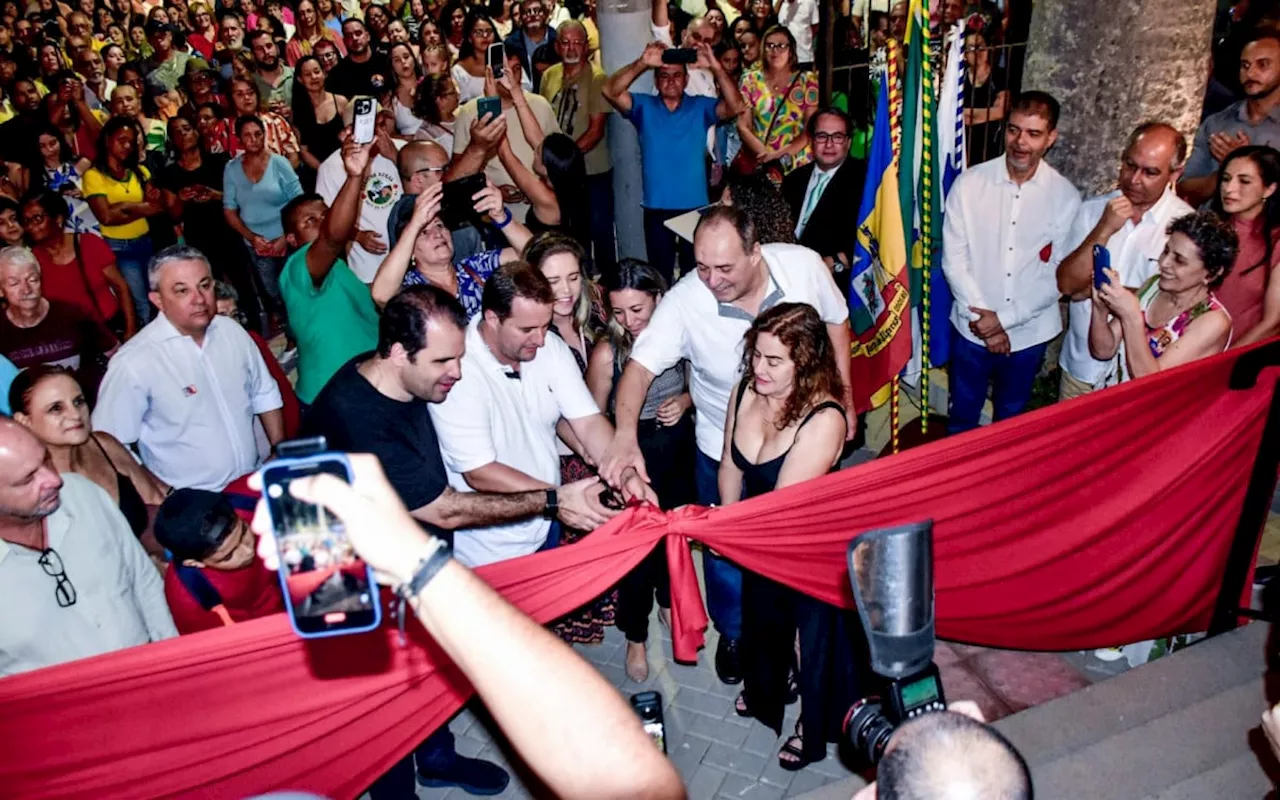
{"left": 841, "top": 521, "right": 946, "bottom": 764}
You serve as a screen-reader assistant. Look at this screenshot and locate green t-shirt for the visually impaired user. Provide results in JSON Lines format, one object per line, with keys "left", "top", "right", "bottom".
{"left": 279, "top": 242, "right": 380, "bottom": 403}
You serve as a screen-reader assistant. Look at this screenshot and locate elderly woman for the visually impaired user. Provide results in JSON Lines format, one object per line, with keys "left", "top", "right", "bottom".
{"left": 371, "top": 177, "right": 531, "bottom": 314}
{"left": 0, "top": 246, "right": 117, "bottom": 395}
{"left": 10, "top": 365, "right": 169, "bottom": 548}
{"left": 1090, "top": 210, "right": 1237, "bottom": 384}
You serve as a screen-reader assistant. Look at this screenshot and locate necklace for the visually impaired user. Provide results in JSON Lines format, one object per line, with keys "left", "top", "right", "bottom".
{"left": 1150, "top": 287, "right": 1207, "bottom": 328}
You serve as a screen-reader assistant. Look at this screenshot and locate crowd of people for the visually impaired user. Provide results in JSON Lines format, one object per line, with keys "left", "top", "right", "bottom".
{"left": 0, "top": 0, "right": 1276, "bottom": 796}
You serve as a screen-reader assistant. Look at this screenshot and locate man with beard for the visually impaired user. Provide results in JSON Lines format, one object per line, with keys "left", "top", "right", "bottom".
{"left": 1181, "top": 29, "right": 1280, "bottom": 205}
{"left": 0, "top": 417, "right": 176, "bottom": 677}
{"left": 940, "top": 91, "right": 1080, "bottom": 434}
{"left": 74, "top": 47, "right": 114, "bottom": 112}
{"left": 212, "top": 12, "right": 247, "bottom": 82}
{"left": 326, "top": 18, "right": 390, "bottom": 99}
{"left": 248, "top": 29, "right": 293, "bottom": 111}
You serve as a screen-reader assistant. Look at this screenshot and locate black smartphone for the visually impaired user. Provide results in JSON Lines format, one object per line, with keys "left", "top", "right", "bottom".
{"left": 598, "top": 486, "right": 626, "bottom": 511}
{"left": 486, "top": 42, "right": 505, "bottom": 79}
{"left": 1093, "top": 244, "right": 1112, "bottom": 288}
{"left": 260, "top": 453, "right": 381, "bottom": 638}
{"left": 661, "top": 47, "right": 698, "bottom": 64}
{"left": 476, "top": 94, "right": 502, "bottom": 122}
{"left": 630, "top": 691, "right": 666, "bottom": 753}
{"left": 439, "top": 172, "right": 487, "bottom": 229}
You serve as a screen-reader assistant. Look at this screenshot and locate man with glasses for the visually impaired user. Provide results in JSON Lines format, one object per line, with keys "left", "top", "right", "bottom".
{"left": 504, "top": 0, "right": 555, "bottom": 89}
{"left": 391, "top": 140, "right": 484, "bottom": 262}
{"left": 782, "top": 107, "right": 867, "bottom": 293}
{"left": 279, "top": 137, "right": 382, "bottom": 407}
{"left": 0, "top": 417, "right": 176, "bottom": 678}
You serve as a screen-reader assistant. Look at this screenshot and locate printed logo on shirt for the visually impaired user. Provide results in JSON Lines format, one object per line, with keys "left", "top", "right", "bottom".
{"left": 1039, "top": 242, "right": 1052, "bottom": 263}
{"left": 364, "top": 171, "right": 402, "bottom": 209}
{"left": 183, "top": 385, "right": 198, "bottom": 396}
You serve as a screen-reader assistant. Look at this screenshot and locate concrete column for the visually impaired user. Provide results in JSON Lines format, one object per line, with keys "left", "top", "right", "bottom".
{"left": 1022, "top": 0, "right": 1216, "bottom": 195}
{"left": 597, "top": 0, "right": 653, "bottom": 261}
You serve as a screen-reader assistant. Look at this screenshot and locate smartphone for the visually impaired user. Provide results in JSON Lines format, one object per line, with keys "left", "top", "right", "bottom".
{"left": 477, "top": 94, "right": 502, "bottom": 123}
{"left": 630, "top": 691, "right": 666, "bottom": 753}
{"left": 598, "top": 486, "right": 626, "bottom": 511}
{"left": 486, "top": 42, "right": 504, "bottom": 79}
{"left": 260, "top": 452, "right": 382, "bottom": 638}
{"left": 1092, "top": 244, "right": 1112, "bottom": 288}
{"left": 440, "top": 172, "right": 488, "bottom": 229}
{"left": 661, "top": 47, "right": 698, "bottom": 64}
{"left": 352, "top": 96, "right": 376, "bottom": 144}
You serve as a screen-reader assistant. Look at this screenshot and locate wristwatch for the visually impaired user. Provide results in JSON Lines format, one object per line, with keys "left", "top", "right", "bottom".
{"left": 543, "top": 488, "right": 559, "bottom": 519}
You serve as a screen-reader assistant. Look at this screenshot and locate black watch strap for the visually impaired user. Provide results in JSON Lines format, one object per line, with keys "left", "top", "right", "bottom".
{"left": 543, "top": 488, "right": 559, "bottom": 519}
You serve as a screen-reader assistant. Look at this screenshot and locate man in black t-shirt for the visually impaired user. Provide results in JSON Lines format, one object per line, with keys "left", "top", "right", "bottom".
{"left": 325, "top": 18, "right": 390, "bottom": 99}
{"left": 302, "top": 284, "right": 615, "bottom": 798}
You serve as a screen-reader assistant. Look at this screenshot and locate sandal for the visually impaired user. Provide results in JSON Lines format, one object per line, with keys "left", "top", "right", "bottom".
{"left": 778, "top": 722, "right": 815, "bottom": 772}
{"left": 734, "top": 692, "right": 752, "bottom": 718}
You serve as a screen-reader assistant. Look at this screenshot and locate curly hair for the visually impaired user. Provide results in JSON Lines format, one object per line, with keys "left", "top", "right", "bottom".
{"left": 725, "top": 172, "right": 796, "bottom": 245}
{"left": 1166, "top": 210, "right": 1239, "bottom": 288}
{"left": 740, "top": 302, "right": 843, "bottom": 429}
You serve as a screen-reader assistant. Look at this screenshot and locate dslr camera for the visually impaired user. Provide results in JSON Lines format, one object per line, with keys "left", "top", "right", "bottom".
{"left": 842, "top": 521, "right": 948, "bottom": 764}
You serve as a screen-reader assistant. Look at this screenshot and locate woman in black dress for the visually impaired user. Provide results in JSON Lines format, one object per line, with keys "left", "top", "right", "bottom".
{"left": 291, "top": 54, "right": 347, "bottom": 187}
{"left": 962, "top": 29, "right": 1009, "bottom": 167}
{"left": 720, "top": 302, "right": 860, "bottom": 771}
{"left": 160, "top": 115, "right": 264, "bottom": 333}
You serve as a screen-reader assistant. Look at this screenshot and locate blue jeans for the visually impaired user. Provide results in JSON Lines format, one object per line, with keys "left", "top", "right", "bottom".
{"left": 947, "top": 332, "right": 1050, "bottom": 435}
{"left": 103, "top": 235, "right": 154, "bottom": 325}
{"left": 587, "top": 170, "right": 617, "bottom": 279}
{"left": 538, "top": 520, "right": 562, "bottom": 551}
{"left": 695, "top": 449, "right": 742, "bottom": 641}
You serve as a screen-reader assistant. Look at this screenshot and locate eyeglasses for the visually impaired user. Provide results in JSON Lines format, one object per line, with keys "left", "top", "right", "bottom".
{"left": 38, "top": 547, "right": 76, "bottom": 608}
{"left": 764, "top": 41, "right": 790, "bottom": 51}
{"left": 813, "top": 132, "right": 849, "bottom": 144}
{"left": 414, "top": 165, "right": 447, "bottom": 176}
{"left": 22, "top": 211, "right": 47, "bottom": 226}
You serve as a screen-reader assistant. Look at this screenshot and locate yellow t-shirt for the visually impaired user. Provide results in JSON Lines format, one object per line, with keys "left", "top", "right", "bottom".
{"left": 83, "top": 165, "right": 152, "bottom": 240}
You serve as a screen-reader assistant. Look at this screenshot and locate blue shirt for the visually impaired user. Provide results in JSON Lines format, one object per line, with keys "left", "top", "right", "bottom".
{"left": 223, "top": 153, "right": 303, "bottom": 240}
{"left": 625, "top": 93, "right": 720, "bottom": 211}
{"left": 0, "top": 354, "right": 16, "bottom": 415}
{"left": 402, "top": 249, "right": 502, "bottom": 318}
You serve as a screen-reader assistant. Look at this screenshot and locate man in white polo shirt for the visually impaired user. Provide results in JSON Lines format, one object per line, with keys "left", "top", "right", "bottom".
{"left": 600, "top": 204, "right": 851, "bottom": 685}
{"left": 93, "top": 245, "right": 284, "bottom": 492}
{"left": 430, "top": 263, "right": 653, "bottom": 568}
{"left": 1054, "top": 122, "right": 1193, "bottom": 399}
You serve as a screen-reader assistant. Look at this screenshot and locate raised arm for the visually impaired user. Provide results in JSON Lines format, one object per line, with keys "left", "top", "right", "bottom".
{"left": 444, "top": 111, "right": 509, "bottom": 182}
{"left": 496, "top": 136, "right": 560, "bottom": 226}
{"left": 703, "top": 42, "right": 744, "bottom": 120}
{"left": 371, "top": 186, "right": 443, "bottom": 307}
{"left": 1059, "top": 197, "right": 1128, "bottom": 298}
{"left": 305, "top": 139, "right": 375, "bottom": 286}
{"left": 468, "top": 179, "right": 533, "bottom": 258}
{"left": 603, "top": 42, "right": 667, "bottom": 115}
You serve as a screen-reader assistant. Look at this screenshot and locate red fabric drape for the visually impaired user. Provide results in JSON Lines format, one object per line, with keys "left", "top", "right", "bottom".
{"left": 0, "top": 344, "right": 1275, "bottom": 799}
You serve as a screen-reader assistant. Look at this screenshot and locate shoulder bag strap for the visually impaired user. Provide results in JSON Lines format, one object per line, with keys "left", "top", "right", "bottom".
{"left": 70, "top": 234, "right": 107, "bottom": 321}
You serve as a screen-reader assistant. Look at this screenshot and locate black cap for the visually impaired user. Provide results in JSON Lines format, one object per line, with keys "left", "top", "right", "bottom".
{"left": 154, "top": 488, "right": 239, "bottom": 562}
{"left": 145, "top": 19, "right": 177, "bottom": 37}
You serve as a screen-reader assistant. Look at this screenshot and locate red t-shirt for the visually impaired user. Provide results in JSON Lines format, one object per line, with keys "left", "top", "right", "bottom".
{"left": 163, "top": 556, "right": 285, "bottom": 635}
{"left": 34, "top": 234, "right": 121, "bottom": 323}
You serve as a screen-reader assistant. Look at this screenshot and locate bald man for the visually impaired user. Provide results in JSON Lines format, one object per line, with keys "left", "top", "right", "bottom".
{"left": 1053, "top": 122, "right": 1193, "bottom": 400}
{"left": 391, "top": 140, "right": 483, "bottom": 260}
{"left": 652, "top": 0, "right": 718, "bottom": 97}
{"left": 0, "top": 418, "right": 176, "bottom": 677}
{"left": 854, "top": 708, "right": 1032, "bottom": 800}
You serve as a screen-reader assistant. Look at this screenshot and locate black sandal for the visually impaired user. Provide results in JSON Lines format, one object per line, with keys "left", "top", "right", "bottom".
{"left": 778, "top": 721, "right": 820, "bottom": 771}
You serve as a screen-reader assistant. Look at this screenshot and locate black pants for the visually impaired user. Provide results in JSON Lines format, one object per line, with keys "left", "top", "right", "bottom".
{"left": 615, "top": 414, "right": 695, "bottom": 643}
{"left": 643, "top": 207, "right": 697, "bottom": 287}
{"left": 367, "top": 725, "right": 456, "bottom": 799}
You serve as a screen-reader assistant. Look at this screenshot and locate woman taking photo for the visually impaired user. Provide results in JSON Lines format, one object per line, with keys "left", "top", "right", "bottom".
{"left": 222, "top": 114, "right": 303, "bottom": 314}
{"left": 585, "top": 259, "right": 693, "bottom": 680}
{"left": 450, "top": 10, "right": 502, "bottom": 104}
{"left": 285, "top": 0, "right": 345, "bottom": 65}
{"left": 720, "top": 302, "right": 853, "bottom": 771}
{"left": 291, "top": 55, "right": 347, "bottom": 176}
{"left": 83, "top": 116, "right": 162, "bottom": 325}
{"left": 371, "top": 179, "right": 531, "bottom": 314}
{"left": 1090, "top": 210, "right": 1237, "bottom": 383}
{"left": 387, "top": 42, "right": 426, "bottom": 135}
{"left": 25, "top": 191, "right": 136, "bottom": 339}
{"left": 410, "top": 73, "right": 461, "bottom": 151}
{"left": 1211, "top": 145, "right": 1280, "bottom": 347}
{"left": 11, "top": 365, "right": 169, "bottom": 552}
{"left": 737, "top": 26, "right": 818, "bottom": 177}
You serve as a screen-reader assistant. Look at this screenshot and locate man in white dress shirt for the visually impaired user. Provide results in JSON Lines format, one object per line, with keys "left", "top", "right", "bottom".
{"left": 941, "top": 92, "right": 1081, "bottom": 434}
{"left": 599, "top": 204, "right": 851, "bottom": 685}
{"left": 430, "top": 264, "right": 652, "bottom": 568}
{"left": 1054, "top": 122, "right": 1193, "bottom": 399}
{"left": 0, "top": 418, "right": 176, "bottom": 677}
{"left": 93, "top": 245, "right": 284, "bottom": 492}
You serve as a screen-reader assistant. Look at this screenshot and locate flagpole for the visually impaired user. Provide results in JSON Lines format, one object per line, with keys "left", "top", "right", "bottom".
{"left": 918, "top": 0, "right": 935, "bottom": 436}
{"left": 887, "top": 39, "right": 902, "bottom": 454}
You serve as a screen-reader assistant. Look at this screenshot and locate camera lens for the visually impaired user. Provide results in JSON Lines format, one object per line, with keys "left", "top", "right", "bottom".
{"left": 843, "top": 697, "right": 896, "bottom": 765}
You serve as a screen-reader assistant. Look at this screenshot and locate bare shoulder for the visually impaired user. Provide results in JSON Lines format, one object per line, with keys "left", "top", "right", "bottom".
{"left": 92, "top": 431, "right": 136, "bottom": 468}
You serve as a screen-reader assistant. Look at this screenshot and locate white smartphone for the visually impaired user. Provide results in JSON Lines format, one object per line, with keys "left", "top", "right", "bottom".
{"left": 353, "top": 96, "right": 376, "bottom": 144}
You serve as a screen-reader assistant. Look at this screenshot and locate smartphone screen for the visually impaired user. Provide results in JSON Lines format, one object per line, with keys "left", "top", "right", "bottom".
{"left": 263, "top": 457, "right": 381, "bottom": 638}
{"left": 487, "top": 42, "right": 504, "bottom": 78}
{"left": 661, "top": 47, "right": 698, "bottom": 64}
{"left": 353, "top": 97, "right": 376, "bottom": 144}
{"left": 1092, "top": 244, "right": 1111, "bottom": 288}
{"left": 629, "top": 691, "right": 666, "bottom": 753}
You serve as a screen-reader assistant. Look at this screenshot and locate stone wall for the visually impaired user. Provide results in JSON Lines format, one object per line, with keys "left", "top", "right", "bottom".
{"left": 1022, "top": 0, "right": 1218, "bottom": 195}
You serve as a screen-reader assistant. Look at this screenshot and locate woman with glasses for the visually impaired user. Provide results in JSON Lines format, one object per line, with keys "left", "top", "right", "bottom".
{"left": 450, "top": 10, "right": 502, "bottom": 104}
{"left": 285, "top": 0, "right": 346, "bottom": 66}
{"left": 291, "top": 55, "right": 347, "bottom": 177}
{"left": 10, "top": 365, "right": 169, "bottom": 550}
{"left": 186, "top": 2, "right": 218, "bottom": 59}
{"left": 410, "top": 72, "right": 461, "bottom": 152}
{"left": 227, "top": 76, "right": 301, "bottom": 167}
{"left": 371, "top": 178, "right": 532, "bottom": 315}
{"left": 737, "top": 25, "right": 818, "bottom": 177}
{"left": 312, "top": 38, "right": 341, "bottom": 74}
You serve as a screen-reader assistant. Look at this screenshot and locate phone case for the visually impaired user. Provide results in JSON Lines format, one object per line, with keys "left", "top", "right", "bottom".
{"left": 258, "top": 453, "right": 383, "bottom": 639}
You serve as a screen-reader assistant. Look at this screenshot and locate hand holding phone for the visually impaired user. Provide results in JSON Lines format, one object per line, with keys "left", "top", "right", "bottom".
{"left": 352, "top": 96, "right": 377, "bottom": 144}
{"left": 486, "top": 41, "right": 505, "bottom": 79}
{"left": 1092, "top": 244, "right": 1112, "bottom": 289}
{"left": 661, "top": 47, "right": 698, "bottom": 65}
{"left": 477, "top": 94, "right": 502, "bottom": 124}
